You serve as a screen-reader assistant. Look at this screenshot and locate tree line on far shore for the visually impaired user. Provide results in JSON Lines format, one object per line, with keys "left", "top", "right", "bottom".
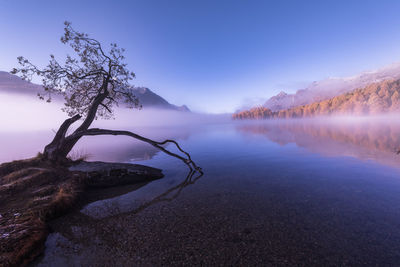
{"left": 233, "top": 79, "right": 400, "bottom": 119}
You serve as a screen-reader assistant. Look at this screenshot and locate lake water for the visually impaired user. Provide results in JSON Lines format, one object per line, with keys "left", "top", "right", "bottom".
{"left": 3, "top": 118, "right": 400, "bottom": 265}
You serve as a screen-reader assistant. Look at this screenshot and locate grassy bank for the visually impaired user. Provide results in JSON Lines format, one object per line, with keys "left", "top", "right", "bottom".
{"left": 0, "top": 156, "right": 163, "bottom": 266}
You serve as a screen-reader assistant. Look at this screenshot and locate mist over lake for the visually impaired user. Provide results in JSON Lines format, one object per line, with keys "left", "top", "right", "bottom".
{"left": 2, "top": 104, "right": 400, "bottom": 265}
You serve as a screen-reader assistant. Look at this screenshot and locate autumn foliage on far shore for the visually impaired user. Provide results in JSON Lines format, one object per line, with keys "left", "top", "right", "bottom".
{"left": 233, "top": 79, "right": 400, "bottom": 120}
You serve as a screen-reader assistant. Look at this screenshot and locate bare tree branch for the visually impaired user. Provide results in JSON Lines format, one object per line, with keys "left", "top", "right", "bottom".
{"left": 69, "top": 128, "right": 202, "bottom": 172}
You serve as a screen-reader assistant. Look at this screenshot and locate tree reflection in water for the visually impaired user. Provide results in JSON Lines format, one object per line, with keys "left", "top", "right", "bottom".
{"left": 237, "top": 118, "right": 400, "bottom": 168}
{"left": 77, "top": 168, "right": 204, "bottom": 221}
{"left": 130, "top": 169, "right": 203, "bottom": 215}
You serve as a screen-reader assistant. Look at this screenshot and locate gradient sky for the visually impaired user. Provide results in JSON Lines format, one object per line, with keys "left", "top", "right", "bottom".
{"left": 2, "top": 0, "right": 400, "bottom": 113}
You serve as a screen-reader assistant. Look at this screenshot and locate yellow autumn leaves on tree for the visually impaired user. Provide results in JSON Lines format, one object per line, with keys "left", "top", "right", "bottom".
{"left": 233, "top": 79, "right": 400, "bottom": 119}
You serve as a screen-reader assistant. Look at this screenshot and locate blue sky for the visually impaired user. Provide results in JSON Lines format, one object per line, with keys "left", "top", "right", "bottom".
{"left": 2, "top": 0, "right": 400, "bottom": 113}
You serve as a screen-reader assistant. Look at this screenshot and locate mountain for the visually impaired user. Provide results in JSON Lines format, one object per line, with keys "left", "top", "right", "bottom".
{"left": 264, "top": 63, "right": 400, "bottom": 111}
{"left": 131, "top": 87, "right": 190, "bottom": 111}
{"left": 233, "top": 79, "right": 400, "bottom": 119}
{"left": 0, "top": 71, "right": 189, "bottom": 111}
{"left": 0, "top": 71, "right": 43, "bottom": 95}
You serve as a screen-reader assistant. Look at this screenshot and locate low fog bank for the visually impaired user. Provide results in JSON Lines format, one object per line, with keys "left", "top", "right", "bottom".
{"left": 0, "top": 131, "right": 55, "bottom": 163}
{"left": 0, "top": 93, "right": 230, "bottom": 132}
{"left": 89, "top": 108, "right": 231, "bottom": 130}
{"left": 0, "top": 92, "right": 231, "bottom": 163}
{"left": 232, "top": 114, "right": 400, "bottom": 126}
{"left": 0, "top": 93, "right": 66, "bottom": 132}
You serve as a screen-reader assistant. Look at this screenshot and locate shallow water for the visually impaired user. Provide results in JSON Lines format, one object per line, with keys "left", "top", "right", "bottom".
{"left": 4, "top": 118, "right": 400, "bottom": 265}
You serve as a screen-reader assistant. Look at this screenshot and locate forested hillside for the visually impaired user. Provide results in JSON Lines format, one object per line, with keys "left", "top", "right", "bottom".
{"left": 233, "top": 79, "right": 400, "bottom": 119}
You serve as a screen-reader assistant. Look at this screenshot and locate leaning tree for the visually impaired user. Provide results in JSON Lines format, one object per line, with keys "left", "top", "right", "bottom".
{"left": 12, "top": 22, "right": 200, "bottom": 172}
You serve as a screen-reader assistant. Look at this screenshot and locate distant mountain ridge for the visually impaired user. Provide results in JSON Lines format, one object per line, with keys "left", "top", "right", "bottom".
{"left": 264, "top": 63, "right": 400, "bottom": 111}
{"left": 0, "top": 71, "right": 43, "bottom": 95}
{"left": 131, "top": 86, "right": 190, "bottom": 111}
{"left": 0, "top": 71, "right": 189, "bottom": 112}
{"left": 233, "top": 78, "right": 400, "bottom": 119}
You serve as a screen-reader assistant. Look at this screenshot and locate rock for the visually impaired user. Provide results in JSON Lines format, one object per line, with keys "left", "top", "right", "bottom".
{"left": 69, "top": 161, "right": 164, "bottom": 188}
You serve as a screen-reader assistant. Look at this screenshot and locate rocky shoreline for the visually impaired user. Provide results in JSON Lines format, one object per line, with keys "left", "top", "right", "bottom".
{"left": 0, "top": 157, "right": 163, "bottom": 267}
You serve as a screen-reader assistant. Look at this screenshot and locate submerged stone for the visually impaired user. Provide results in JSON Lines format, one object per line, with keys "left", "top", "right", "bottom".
{"left": 69, "top": 161, "right": 163, "bottom": 188}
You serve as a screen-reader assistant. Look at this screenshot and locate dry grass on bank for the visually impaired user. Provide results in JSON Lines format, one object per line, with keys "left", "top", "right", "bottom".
{"left": 0, "top": 156, "right": 85, "bottom": 267}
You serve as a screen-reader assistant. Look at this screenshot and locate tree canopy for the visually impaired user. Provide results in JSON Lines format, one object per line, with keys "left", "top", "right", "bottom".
{"left": 11, "top": 21, "right": 140, "bottom": 118}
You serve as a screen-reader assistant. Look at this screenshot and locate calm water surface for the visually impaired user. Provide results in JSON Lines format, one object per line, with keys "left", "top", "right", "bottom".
{"left": 6, "top": 119, "right": 400, "bottom": 266}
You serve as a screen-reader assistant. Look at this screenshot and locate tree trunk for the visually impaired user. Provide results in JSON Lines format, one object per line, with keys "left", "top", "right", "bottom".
{"left": 43, "top": 136, "right": 82, "bottom": 162}
{"left": 43, "top": 87, "right": 109, "bottom": 163}
{"left": 42, "top": 114, "right": 81, "bottom": 162}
